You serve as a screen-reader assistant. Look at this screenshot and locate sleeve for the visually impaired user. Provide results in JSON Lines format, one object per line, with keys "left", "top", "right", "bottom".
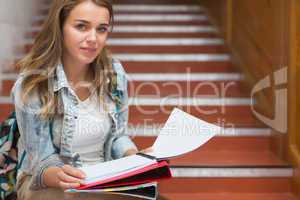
{"left": 11, "top": 77, "right": 64, "bottom": 190}
{"left": 110, "top": 61, "right": 138, "bottom": 159}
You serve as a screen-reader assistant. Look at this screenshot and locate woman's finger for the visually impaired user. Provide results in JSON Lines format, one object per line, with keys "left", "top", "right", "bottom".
{"left": 57, "top": 170, "right": 83, "bottom": 184}
{"left": 140, "top": 147, "right": 153, "bottom": 154}
{"left": 59, "top": 181, "right": 80, "bottom": 190}
{"left": 61, "top": 165, "right": 86, "bottom": 179}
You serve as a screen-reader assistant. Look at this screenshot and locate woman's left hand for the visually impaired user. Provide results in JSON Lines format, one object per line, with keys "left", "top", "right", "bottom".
{"left": 124, "top": 147, "right": 153, "bottom": 157}
{"left": 139, "top": 147, "right": 153, "bottom": 154}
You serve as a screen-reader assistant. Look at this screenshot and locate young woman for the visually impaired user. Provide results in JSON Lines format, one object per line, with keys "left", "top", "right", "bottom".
{"left": 12, "top": 0, "right": 147, "bottom": 199}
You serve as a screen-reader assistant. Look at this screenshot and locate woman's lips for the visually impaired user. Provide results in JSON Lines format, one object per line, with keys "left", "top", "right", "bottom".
{"left": 80, "top": 47, "right": 97, "bottom": 55}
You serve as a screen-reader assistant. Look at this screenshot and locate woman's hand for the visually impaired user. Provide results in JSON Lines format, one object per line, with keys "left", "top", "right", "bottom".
{"left": 124, "top": 147, "right": 154, "bottom": 157}
{"left": 139, "top": 147, "right": 153, "bottom": 154}
{"left": 43, "top": 165, "right": 86, "bottom": 191}
{"left": 57, "top": 165, "right": 86, "bottom": 190}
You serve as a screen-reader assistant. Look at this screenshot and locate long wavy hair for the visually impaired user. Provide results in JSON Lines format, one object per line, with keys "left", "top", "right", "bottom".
{"left": 16, "top": 0, "right": 117, "bottom": 120}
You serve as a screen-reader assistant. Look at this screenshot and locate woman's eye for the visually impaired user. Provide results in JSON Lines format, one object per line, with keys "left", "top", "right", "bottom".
{"left": 97, "top": 27, "right": 108, "bottom": 33}
{"left": 76, "top": 24, "right": 87, "bottom": 31}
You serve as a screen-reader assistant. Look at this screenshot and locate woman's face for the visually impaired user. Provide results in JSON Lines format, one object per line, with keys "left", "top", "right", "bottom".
{"left": 62, "top": 1, "right": 110, "bottom": 66}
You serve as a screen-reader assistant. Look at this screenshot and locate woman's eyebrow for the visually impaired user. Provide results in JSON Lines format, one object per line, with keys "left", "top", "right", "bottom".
{"left": 75, "top": 19, "right": 109, "bottom": 26}
{"left": 75, "top": 19, "right": 90, "bottom": 24}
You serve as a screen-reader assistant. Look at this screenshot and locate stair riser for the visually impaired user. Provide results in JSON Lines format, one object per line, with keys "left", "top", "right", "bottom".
{"left": 34, "top": 19, "right": 211, "bottom": 26}
{"left": 110, "top": 45, "right": 227, "bottom": 54}
{"left": 1, "top": 79, "right": 248, "bottom": 98}
{"left": 123, "top": 62, "right": 234, "bottom": 73}
{"left": 128, "top": 106, "right": 264, "bottom": 127}
{"left": 132, "top": 137, "right": 287, "bottom": 166}
{"left": 10, "top": 61, "right": 235, "bottom": 73}
{"left": 0, "top": 104, "right": 263, "bottom": 127}
{"left": 132, "top": 136, "right": 271, "bottom": 152}
{"left": 128, "top": 81, "right": 248, "bottom": 97}
{"left": 24, "top": 44, "right": 227, "bottom": 54}
{"left": 115, "top": 0, "right": 198, "bottom": 4}
{"left": 160, "top": 193, "right": 298, "bottom": 200}
{"left": 0, "top": 104, "right": 14, "bottom": 121}
{"left": 26, "top": 32, "right": 220, "bottom": 39}
{"left": 1, "top": 80, "right": 14, "bottom": 96}
{"left": 158, "top": 178, "right": 293, "bottom": 193}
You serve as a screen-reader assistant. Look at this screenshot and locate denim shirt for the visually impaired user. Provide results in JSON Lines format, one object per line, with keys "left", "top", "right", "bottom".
{"left": 11, "top": 59, "right": 137, "bottom": 190}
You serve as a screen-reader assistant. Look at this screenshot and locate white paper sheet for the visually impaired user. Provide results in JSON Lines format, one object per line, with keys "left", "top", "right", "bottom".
{"left": 79, "top": 108, "right": 220, "bottom": 182}
{"left": 149, "top": 108, "right": 221, "bottom": 159}
{"left": 80, "top": 154, "right": 156, "bottom": 184}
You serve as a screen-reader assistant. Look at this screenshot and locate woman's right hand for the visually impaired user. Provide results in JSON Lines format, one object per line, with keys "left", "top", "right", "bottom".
{"left": 57, "top": 165, "right": 86, "bottom": 190}
{"left": 43, "top": 165, "right": 86, "bottom": 190}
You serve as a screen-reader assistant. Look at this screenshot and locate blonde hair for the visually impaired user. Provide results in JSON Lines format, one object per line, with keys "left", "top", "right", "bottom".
{"left": 16, "top": 0, "right": 117, "bottom": 120}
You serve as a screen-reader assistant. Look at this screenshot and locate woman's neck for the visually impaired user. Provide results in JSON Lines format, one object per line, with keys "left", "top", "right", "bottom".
{"left": 62, "top": 58, "right": 91, "bottom": 85}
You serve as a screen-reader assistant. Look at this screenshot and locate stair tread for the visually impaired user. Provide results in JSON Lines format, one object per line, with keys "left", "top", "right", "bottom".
{"left": 160, "top": 192, "right": 298, "bottom": 200}
{"left": 1, "top": 79, "right": 250, "bottom": 98}
{"left": 169, "top": 151, "right": 288, "bottom": 166}
{"left": 129, "top": 106, "right": 266, "bottom": 128}
{"left": 27, "top": 32, "right": 220, "bottom": 39}
{"left": 133, "top": 137, "right": 288, "bottom": 167}
{"left": 159, "top": 177, "right": 293, "bottom": 193}
{"left": 0, "top": 103, "right": 265, "bottom": 127}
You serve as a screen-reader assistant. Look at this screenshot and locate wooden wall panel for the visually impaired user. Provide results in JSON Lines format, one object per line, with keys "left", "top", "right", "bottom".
{"left": 198, "top": 0, "right": 289, "bottom": 156}
{"left": 199, "top": 0, "right": 299, "bottom": 195}
{"left": 290, "top": 0, "right": 300, "bottom": 196}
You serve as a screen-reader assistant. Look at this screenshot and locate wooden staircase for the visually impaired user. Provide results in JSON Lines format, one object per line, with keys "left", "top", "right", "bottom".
{"left": 0, "top": 0, "right": 298, "bottom": 199}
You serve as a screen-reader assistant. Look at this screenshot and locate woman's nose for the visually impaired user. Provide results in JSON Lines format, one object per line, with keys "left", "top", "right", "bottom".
{"left": 86, "top": 29, "right": 97, "bottom": 42}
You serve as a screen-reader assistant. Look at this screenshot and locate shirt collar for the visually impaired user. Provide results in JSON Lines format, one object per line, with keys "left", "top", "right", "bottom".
{"left": 53, "top": 62, "right": 70, "bottom": 92}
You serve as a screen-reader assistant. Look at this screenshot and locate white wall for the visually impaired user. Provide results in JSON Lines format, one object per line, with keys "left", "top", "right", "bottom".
{"left": 0, "top": 0, "right": 44, "bottom": 72}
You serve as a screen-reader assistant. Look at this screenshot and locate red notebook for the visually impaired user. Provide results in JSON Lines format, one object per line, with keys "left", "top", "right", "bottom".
{"left": 67, "top": 154, "right": 171, "bottom": 200}
{"left": 78, "top": 158, "right": 171, "bottom": 190}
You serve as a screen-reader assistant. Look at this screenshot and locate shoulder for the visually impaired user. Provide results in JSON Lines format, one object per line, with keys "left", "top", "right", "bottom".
{"left": 11, "top": 73, "right": 41, "bottom": 110}
{"left": 112, "top": 58, "right": 127, "bottom": 91}
{"left": 112, "top": 58, "right": 126, "bottom": 76}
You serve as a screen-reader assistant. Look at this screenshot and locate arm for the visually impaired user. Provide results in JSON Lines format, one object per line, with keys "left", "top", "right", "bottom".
{"left": 110, "top": 61, "right": 138, "bottom": 159}
{"left": 12, "top": 78, "right": 64, "bottom": 190}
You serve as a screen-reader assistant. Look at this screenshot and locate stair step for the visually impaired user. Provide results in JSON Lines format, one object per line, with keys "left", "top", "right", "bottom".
{"left": 1, "top": 79, "right": 14, "bottom": 96}
{"left": 128, "top": 80, "right": 249, "bottom": 98}
{"left": 24, "top": 43, "right": 228, "bottom": 54}
{"left": 160, "top": 192, "right": 298, "bottom": 200}
{"left": 41, "top": 20, "right": 212, "bottom": 26}
{"left": 159, "top": 176, "right": 293, "bottom": 193}
{"left": 0, "top": 103, "right": 13, "bottom": 121}
{"left": 115, "top": 0, "right": 198, "bottom": 4}
{"left": 110, "top": 45, "right": 227, "bottom": 54}
{"left": 134, "top": 136, "right": 271, "bottom": 152}
{"left": 132, "top": 137, "right": 288, "bottom": 167}
{"left": 113, "top": 5, "right": 204, "bottom": 12}
{"left": 112, "top": 25, "right": 217, "bottom": 33}
{"left": 1, "top": 77, "right": 248, "bottom": 98}
{"left": 123, "top": 61, "right": 234, "bottom": 73}
{"left": 128, "top": 105, "right": 265, "bottom": 128}
{"left": 0, "top": 102, "right": 264, "bottom": 128}
{"left": 129, "top": 126, "right": 271, "bottom": 137}
{"left": 28, "top": 25, "right": 219, "bottom": 37}
{"left": 27, "top": 31, "right": 220, "bottom": 39}
{"left": 10, "top": 60, "right": 236, "bottom": 74}
{"left": 114, "top": 19, "right": 210, "bottom": 26}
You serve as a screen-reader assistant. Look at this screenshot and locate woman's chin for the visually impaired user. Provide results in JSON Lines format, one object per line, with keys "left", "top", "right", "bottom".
{"left": 78, "top": 56, "right": 97, "bottom": 65}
